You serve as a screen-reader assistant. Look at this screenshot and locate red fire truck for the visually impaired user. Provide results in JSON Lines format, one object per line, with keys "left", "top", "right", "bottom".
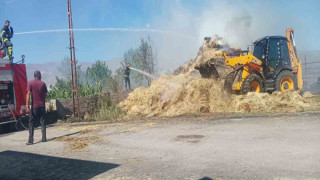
{"left": 0, "top": 54, "right": 29, "bottom": 131}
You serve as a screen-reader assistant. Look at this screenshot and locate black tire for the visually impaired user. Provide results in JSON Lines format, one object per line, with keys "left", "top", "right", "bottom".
{"left": 224, "top": 71, "right": 236, "bottom": 93}
{"left": 0, "top": 122, "right": 16, "bottom": 133}
{"left": 274, "top": 70, "right": 297, "bottom": 91}
{"left": 241, "top": 73, "right": 264, "bottom": 94}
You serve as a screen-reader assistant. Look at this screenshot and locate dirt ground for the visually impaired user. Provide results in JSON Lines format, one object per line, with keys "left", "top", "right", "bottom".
{"left": 0, "top": 113, "right": 320, "bottom": 180}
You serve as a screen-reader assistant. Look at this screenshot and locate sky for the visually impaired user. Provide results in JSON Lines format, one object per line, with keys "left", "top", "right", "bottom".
{"left": 0, "top": 0, "right": 319, "bottom": 71}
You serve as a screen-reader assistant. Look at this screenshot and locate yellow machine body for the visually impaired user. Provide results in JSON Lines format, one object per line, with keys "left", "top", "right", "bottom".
{"left": 195, "top": 28, "right": 303, "bottom": 94}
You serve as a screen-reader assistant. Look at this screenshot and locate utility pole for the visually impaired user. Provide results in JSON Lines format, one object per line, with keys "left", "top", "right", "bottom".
{"left": 67, "top": 0, "right": 80, "bottom": 117}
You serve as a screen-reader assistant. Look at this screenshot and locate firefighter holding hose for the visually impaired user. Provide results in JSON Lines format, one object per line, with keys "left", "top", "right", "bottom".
{"left": 124, "top": 63, "right": 131, "bottom": 90}
{"left": 1, "top": 20, "right": 14, "bottom": 59}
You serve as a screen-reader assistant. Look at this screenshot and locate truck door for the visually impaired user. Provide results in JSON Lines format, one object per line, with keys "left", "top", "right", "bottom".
{"left": 253, "top": 39, "right": 267, "bottom": 77}
{"left": 266, "top": 38, "right": 292, "bottom": 79}
{"left": 266, "top": 38, "right": 281, "bottom": 79}
{"left": 279, "top": 39, "right": 291, "bottom": 68}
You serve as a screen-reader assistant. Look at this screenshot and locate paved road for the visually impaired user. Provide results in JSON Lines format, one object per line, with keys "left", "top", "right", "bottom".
{"left": 0, "top": 114, "right": 320, "bottom": 179}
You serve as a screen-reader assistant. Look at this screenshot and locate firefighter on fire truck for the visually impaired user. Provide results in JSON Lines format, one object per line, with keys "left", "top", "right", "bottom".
{"left": 1, "top": 20, "right": 14, "bottom": 59}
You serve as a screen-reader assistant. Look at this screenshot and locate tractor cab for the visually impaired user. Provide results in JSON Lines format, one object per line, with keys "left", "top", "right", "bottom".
{"left": 253, "top": 36, "right": 297, "bottom": 91}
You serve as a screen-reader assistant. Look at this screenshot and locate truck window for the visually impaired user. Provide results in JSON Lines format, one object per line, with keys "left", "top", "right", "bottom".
{"left": 280, "top": 39, "right": 290, "bottom": 65}
{"left": 253, "top": 40, "right": 265, "bottom": 60}
{"left": 268, "top": 39, "right": 280, "bottom": 63}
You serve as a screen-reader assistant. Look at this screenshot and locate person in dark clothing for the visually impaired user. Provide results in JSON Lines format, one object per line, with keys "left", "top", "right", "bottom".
{"left": 1, "top": 20, "right": 14, "bottom": 59}
{"left": 124, "top": 63, "right": 131, "bottom": 90}
{"left": 26, "top": 71, "right": 48, "bottom": 145}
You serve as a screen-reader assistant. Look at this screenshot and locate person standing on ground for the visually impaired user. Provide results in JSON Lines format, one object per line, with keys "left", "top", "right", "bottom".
{"left": 1, "top": 20, "right": 14, "bottom": 59}
{"left": 124, "top": 63, "right": 131, "bottom": 90}
{"left": 26, "top": 71, "right": 48, "bottom": 145}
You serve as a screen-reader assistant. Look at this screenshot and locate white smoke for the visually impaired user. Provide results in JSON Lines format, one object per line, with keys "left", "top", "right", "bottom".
{"left": 11, "top": 0, "right": 317, "bottom": 73}
{"left": 149, "top": 0, "right": 311, "bottom": 72}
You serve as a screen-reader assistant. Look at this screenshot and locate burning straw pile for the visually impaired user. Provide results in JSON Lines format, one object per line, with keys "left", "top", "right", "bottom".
{"left": 118, "top": 36, "right": 311, "bottom": 117}
{"left": 119, "top": 76, "right": 310, "bottom": 117}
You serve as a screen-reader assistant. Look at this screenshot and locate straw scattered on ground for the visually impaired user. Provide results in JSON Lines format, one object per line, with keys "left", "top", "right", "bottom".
{"left": 303, "top": 91, "right": 314, "bottom": 98}
{"left": 56, "top": 124, "right": 104, "bottom": 150}
{"left": 55, "top": 135, "right": 102, "bottom": 150}
{"left": 59, "top": 124, "right": 103, "bottom": 134}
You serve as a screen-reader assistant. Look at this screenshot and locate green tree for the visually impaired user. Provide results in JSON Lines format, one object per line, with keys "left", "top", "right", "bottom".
{"left": 134, "top": 37, "right": 157, "bottom": 86}
{"left": 57, "top": 57, "right": 86, "bottom": 85}
{"left": 122, "top": 49, "right": 141, "bottom": 87}
{"left": 55, "top": 77, "right": 71, "bottom": 90}
{"left": 109, "top": 67, "right": 127, "bottom": 92}
{"left": 47, "top": 58, "right": 108, "bottom": 101}
{"left": 122, "top": 36, "right": 158, "bottom": 87}
{"left": 58, "top": 57, "right": 82, "bottom": 78}
{"left": 86, "top": 60, "right": 112, "bottom": 88}
{"left": 106, "top": 74, "right": 120, "bottom": 92}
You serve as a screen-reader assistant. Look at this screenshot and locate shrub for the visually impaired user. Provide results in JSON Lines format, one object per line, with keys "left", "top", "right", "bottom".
{"left": 47, "top": 83, "right": 103, "bottom": 101}
{"left": 83, "top": 94, "right": 125, "bottom": 122}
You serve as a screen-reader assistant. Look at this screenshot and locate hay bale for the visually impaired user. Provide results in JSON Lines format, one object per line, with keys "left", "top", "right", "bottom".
{"left": 119, "top": 76, "right": 311, "bottom": 117}
{"left": 303, "top": 91, "right": 314, "bottom": 98}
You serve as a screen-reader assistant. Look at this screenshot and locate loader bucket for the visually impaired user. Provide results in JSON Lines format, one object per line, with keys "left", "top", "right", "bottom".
{"left": 194, "top": 58, "right": 228, "bottom": 79}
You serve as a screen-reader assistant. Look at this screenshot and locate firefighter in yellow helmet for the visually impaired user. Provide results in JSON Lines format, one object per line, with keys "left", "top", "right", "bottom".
{"left": 1, "top": 20, "right": 14, "bottom": 59}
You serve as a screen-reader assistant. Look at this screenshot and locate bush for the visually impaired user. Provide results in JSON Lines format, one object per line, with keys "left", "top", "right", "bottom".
{"left": 79, "top": 83, "right": 102, "bottom": 96}
{"left": 47, "top": 88, "right": 72, "bottom": 101}
{"left": 106, "top": 75, "right": 120, "bottom": 93}
{"left": 47, "top": 83, "right": 103, "bottom": 101}
{"left": 83, "top": 94, "right": 125, "bottom": 122}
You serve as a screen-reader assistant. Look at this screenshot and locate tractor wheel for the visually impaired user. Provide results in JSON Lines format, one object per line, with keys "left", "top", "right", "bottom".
{"left": 275, "top": 70, "right": 297, "bottom": 91}
{"left": 224, "top": 71, "right": 236, "bottom": 93}
{"left": 241, "top": 73, "right": 263, "bottom": 94}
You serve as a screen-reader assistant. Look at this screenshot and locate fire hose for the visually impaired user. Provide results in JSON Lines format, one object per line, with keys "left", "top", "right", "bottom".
{"left": 7, "top": 104, "right": 28, "bottom": 130}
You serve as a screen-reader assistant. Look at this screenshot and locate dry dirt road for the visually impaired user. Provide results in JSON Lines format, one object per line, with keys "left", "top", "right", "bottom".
{"left": 0, "top": 113, "right": 320, "bottom": 180}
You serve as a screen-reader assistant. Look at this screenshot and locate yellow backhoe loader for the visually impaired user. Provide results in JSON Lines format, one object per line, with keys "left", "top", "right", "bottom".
{"left": 195, "top": 28, "right": 303, "bottom": 94}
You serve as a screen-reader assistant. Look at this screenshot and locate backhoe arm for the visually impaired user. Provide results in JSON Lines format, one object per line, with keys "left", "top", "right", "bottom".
{"left": 286, "top": 28, "right": 303, "bottom": 89}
